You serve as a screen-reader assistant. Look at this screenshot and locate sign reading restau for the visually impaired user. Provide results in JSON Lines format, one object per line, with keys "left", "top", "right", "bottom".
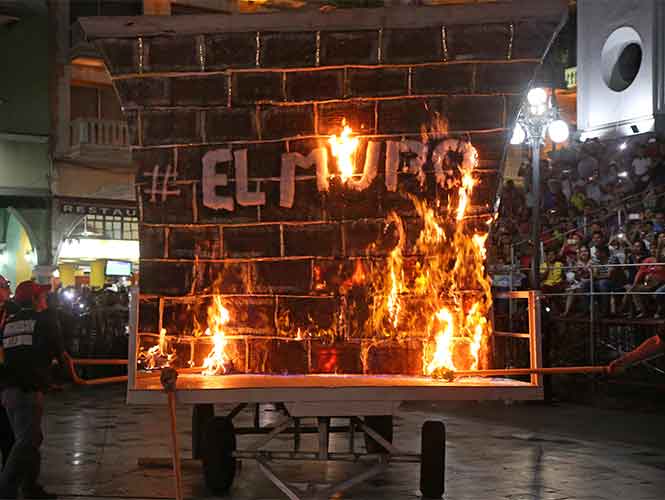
{"left": 60, "top": 201, "right": 137, "bottom": 217}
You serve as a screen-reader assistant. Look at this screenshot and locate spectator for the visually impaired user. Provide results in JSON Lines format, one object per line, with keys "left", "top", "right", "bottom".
{"left": 563, "top": 245, "right": 593, "bottom": 316}
{"left": 540, "top": 250, "right": 565, "bottom": 293}
{"left": 654, "top": 212, "right": 665, "bottom": 232}
{"left": 624, "top": 239, "right": 649, "bottom": 287}
{"left": 560, "top": 232, "right": 583, "bottom": 267}
{"left": 632, "top": 144, "right": 652, "bottom": 193}
{"left": 628, "top": 241, "right": 665, "bottom": 318}
{"left": 569, "top": 185, "right": 588, "bottom": 215}
{"left": 499, "top": 180, "right": 525, "bottom": 218}
{"left": 589, "top": 230, "right": 606, "bottom": 260}
{"left": 593, "top": 245, "right": 624, "bottom": 316}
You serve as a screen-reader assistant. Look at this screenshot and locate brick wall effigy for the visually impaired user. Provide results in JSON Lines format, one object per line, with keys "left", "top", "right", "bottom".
{"left": 80, "top": 3, "right": 566, "bottom": 374}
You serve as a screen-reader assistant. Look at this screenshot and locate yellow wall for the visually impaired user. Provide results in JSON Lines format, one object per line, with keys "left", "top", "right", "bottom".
{"left": 15, "top": 228, "right": 33, "bottom": 285}
{"left": 90, "top": 260, "right": 105, "bottom": 288}
{"left": 58, "top": 263, "right": 76, "bottom": 287}
{"left": 0, "top": 214, "right": 34, "bottom": 290}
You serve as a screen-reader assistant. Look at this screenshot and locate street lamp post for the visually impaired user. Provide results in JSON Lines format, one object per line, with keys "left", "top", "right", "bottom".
{"left": 511, "top": 87, "right": 570, "bottom": 290}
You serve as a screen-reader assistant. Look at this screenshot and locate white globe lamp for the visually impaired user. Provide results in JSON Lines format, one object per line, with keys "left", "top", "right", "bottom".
{"left": 527, "top": 87, "right": 548, "bottom": 106}
{"left": 548, "top": 119, "right": 570, "bottom": 144}
{"left": 510, "top": 123, "right": 526, "bottom": 145}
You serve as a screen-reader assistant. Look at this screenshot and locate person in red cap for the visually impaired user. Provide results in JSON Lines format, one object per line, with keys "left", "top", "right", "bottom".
{"left": 0, "top": 275, "right": 16, "bottom": 469}
{"left": 0, "top": 280, "right": 63, "bottom": 499}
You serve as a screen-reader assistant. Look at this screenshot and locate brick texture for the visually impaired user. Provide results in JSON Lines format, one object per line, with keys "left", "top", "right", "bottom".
{"left": 446, "top": 23, "right": 511, "bottom": 61}
{"left": 412, "top": 64, "right": 475, "bottom": 95}
{"left": 319, "top": 31, "right": 379, "bottom": 66}
{"left": 91, "top": 6, "right": 563, "bottom": 374}
{"left": 232, "top": 72, "right": 284, "bottom": 105}
{"left": 205, "top": 32, "right": 257, "bottom": 70}
{"left": 145, "top": 36, "right": 199, "bottom": 72}
{"left": 382, "top": 28, "right": 443, "bottom": 64}
{"left": 205, "top": 108, "right": 257, "bottom": 142}
{"left": 169, "top": 226, "right": 222, "bottom": 259}
{"left": 142, "top": 110, "right": 201, "bottom": 146}
{"left": 286, "top": 69, "right": 344, "bottom": 101}
{"left": 260, "top": 32, "right": 317, "bottom": 68}
{"left": 260, "top": 104, "right": 315, "bottom": 140}
{"left": 348, "top": 68, "right": 408, "bottom": 97}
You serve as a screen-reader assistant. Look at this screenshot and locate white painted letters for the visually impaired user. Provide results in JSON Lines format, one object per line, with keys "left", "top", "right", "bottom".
{"left": 202, "top": 149, "right": 234, "bottom": 211}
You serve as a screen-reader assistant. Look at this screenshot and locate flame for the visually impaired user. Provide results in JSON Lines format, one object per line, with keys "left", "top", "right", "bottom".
{"left": 139, "top": 327, "right": 175, "bottom": 370}
{"left": 329, "top": 120, "right": 359, "bottom": 182}
{"left": 425, "top": 308, "right": 457, "bottom": 374}
{"left": 420, "top": 139, "right": 491, "bottom": 377}
{"left": 202, "top": 295, "right": 231, "bottom": 376}
{"left": 456, "top": 171, "right": 476, "bottom": 221}
{"left": 351, "top": 260, "right": 367, "bottom": 286}
{"left": 366, "top": 129, "right": 491, "bottom": 379}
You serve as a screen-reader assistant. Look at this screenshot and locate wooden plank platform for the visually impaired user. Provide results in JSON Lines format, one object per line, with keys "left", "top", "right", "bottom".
{"left": 129, "top": 373, "right": 542, "bottom": 406}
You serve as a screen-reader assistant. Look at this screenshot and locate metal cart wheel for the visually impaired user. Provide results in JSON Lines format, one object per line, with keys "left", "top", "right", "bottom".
{"left": 363, "top": 415, "right": 393, "bottom": 453}
{"left": 202, "top": 416, "right": 237, "bottom": 495}
{"left": 420, "top": 420, "right": 446, "bottom": 499}
{"left": 192, "top": 403, "right": 215, "bottom": 459}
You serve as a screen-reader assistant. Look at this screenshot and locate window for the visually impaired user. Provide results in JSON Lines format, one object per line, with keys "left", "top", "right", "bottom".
{"left": 70, "top": 215, "right": 139, "bottom": 241}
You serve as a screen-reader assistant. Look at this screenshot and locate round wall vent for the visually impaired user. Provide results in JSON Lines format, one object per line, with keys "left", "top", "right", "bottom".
{"left": 601, "top": 26, "right": 643, "bottom": 92}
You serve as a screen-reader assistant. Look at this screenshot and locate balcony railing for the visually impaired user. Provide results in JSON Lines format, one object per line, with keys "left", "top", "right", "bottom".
{"left": 69, "top": 118, "right": 132, "bottom": 165}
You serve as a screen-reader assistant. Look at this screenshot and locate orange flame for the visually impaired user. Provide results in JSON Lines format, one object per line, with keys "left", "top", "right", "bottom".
{"left": 422, "top": 139, "right": 491, "bottom": 377}
{"left": 139, "top": 327, "right": 175, "bottom": 370}
{"left": 202, "top": 295, "right": 231, "bottom": 376}
{"left": 425, "top": 308, "right": 457, "bottom": 374}
{"left": 366, "top": 131, "right": 490, "bottom": 379}
{"left": 329, "top": 120, "right": 359, "bottom": 182}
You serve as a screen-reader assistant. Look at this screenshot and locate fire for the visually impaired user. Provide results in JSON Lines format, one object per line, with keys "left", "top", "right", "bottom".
{"left": 367, "top": 129, "right": 491, "bottom": 379}
{"left": 139, "top": 327, "right": 175, "bottom": 370}
{"left": 329, "top": 120, "right": 359, "bottom": 182}
{"left": 421, "top": 137, "right": 491, "bottom": 377}
{"left": 425, "top": 308, "right": 457, "bottom": 374}
{"left": 201, "top": 295, "right": 231, "bottom": 376}
{"left": 456, "top": 171, "right": 476, "bottom": 221}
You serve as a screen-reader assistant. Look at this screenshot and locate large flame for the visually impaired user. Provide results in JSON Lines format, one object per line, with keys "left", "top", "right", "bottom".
{"left": 202, "top": 295, "right": 231, "bottom": 376}
{"left": 367, "top": 133, "right": 491, "bottom": 379}
{"left": 329, "top": 120, "right": 359, "bottom": 182}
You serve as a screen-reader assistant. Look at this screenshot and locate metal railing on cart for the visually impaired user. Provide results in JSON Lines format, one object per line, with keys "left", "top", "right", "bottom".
{"left": 490, "top": 261, "right": 665, "bottom": 396}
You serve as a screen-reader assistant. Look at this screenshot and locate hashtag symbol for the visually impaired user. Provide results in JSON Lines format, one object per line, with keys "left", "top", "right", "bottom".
{"left": 143, "top": 164, "right": 181, "bottom": 203}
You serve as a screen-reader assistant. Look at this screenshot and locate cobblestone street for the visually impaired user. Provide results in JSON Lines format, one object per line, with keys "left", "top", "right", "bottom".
{"left": 36, "top": 385, "right": 665, "bottom": 500}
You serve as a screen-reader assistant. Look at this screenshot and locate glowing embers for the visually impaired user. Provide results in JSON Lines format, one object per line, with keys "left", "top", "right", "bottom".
{"left": 201, "top": 295, "right": 232, "bottom": 376}
{"left": 329, "top": 119, "right": 359, "bottom": 182}
{"left": 138, "top": 328, "right": 175, "bottom": 370}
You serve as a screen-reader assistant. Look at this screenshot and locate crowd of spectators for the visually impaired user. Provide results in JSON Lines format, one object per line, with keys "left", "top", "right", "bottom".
{"left": 490, "top": 134, "right": 665, "bottom": 319}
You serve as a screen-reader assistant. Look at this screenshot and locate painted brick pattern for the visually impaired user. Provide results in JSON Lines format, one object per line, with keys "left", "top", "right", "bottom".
{"left": 86, "top": 7, "right": 561, "bottom": 369}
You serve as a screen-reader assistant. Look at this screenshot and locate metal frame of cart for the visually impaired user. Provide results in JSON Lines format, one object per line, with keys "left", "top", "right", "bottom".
{"left": 128, "top": 290, "right": 542, "bottom": 499}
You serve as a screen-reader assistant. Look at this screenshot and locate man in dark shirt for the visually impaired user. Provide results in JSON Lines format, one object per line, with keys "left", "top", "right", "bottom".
{"left": 0, "top": 281, "right": 63, "bottom": 499}
{"left": 0, "top": 275, "right": 15, "bottom": 469}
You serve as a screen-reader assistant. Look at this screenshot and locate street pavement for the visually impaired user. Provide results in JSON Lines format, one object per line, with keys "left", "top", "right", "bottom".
{"left": 36, "top": 385, "right": 665, "bottom": 500}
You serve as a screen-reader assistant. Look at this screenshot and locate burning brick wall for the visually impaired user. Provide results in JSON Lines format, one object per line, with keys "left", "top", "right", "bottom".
{"left": 81, "top": 3, "right": 566, "bottom": 377}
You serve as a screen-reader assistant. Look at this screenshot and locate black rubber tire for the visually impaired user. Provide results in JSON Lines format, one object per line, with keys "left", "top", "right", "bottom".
{"left": 363, "top": 415, "right": 393, "bottom": 454}
{"left": 192, "top": 404, "right": 215, "bottom": 459}
{"left": 420, "top": 420, "right": 446, "bottom": 499}
{"left": 202, "top": 416, "right": 237, "bottom": 495}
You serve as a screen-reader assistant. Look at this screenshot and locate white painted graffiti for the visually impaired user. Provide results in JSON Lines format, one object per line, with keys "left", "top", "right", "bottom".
{"left": 143, "top": 138, "right": 477, "bottom": 209}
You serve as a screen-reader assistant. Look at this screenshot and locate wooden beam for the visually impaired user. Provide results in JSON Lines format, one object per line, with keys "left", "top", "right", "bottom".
{"left": 80, "top": 0, "right": 567, "bottom": 39}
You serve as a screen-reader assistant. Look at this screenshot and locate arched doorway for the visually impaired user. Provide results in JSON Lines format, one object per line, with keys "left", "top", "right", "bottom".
{"left": 0, "top": 208, "right": 38, "bottom": 291}
{"left": 54, "top": 209, "right": 139, "bottom": 290}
